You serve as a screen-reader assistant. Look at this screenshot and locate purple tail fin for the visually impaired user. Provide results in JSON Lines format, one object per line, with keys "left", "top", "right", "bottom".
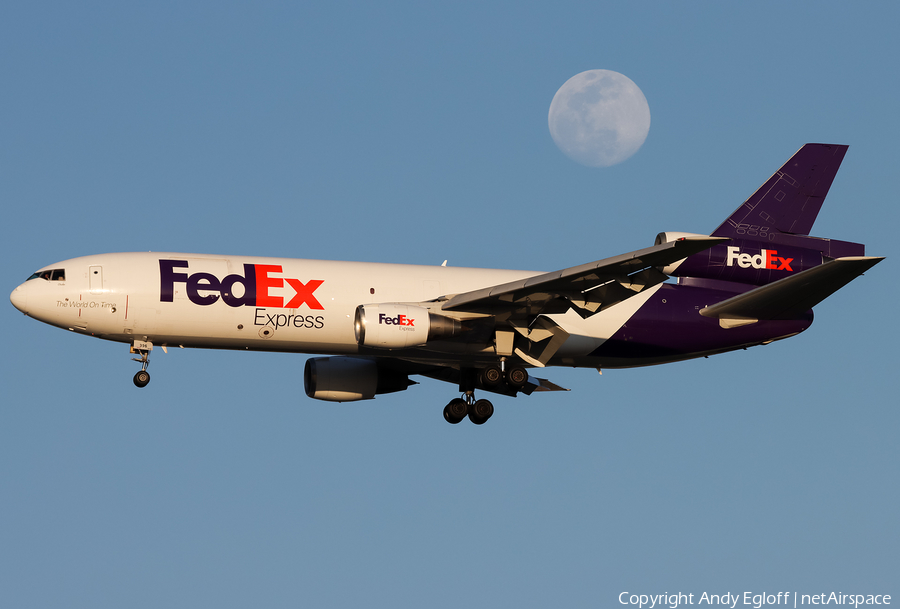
{"left": 712, "top": 143, "right": 848, "bottom": 238}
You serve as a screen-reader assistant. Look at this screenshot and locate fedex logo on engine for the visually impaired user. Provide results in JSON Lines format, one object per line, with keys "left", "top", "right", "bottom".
{"left": 379, "top": 313, "right": 415, "bottom": 327}
{"left": 726, "top": 246, "right": 793, "bottom": 271}
{"left": 159, "top": 260, "right": 324, "bottom": 309}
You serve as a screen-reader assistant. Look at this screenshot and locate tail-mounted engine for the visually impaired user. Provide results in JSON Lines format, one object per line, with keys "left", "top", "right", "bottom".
{"left": 354, "top": 304, "right": 462, "bottom": 349}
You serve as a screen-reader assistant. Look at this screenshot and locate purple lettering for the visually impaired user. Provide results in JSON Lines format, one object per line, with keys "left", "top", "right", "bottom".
{"left": 160, "top": 260, "right": 189, "bottom": 302}
{"left": 186, "top": 272, "right": 221, "bottom": 306}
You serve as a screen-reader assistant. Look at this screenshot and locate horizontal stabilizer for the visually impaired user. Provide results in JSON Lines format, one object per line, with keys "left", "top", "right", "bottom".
{"left": 700, "top": 256, "right": 884, "bottom": 324}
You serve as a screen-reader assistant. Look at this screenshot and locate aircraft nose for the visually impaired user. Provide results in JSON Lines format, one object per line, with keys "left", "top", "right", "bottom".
{"left": 10, "top": 283, "right": 28, "bottom": 314}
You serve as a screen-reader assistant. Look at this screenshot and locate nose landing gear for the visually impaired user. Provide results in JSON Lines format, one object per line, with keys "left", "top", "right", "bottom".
{"left": 131, "top": 341, "right": 152, "bottom": 388}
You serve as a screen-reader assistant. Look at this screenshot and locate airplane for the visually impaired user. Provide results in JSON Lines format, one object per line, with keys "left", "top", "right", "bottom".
{"left": 10, "top": 144, "right": 883, "bottom": 425}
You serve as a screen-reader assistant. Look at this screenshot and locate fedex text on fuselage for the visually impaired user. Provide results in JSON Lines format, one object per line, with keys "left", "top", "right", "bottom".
{"left": 159, "top": 259, "right": 325, "bottom": 309}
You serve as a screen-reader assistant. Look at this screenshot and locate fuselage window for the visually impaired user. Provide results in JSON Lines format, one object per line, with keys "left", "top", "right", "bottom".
{"left": 51, "top": 269, "right": 65, "bottom": 281}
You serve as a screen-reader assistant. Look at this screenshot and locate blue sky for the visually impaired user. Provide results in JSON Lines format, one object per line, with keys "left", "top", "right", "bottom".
{"left": 2, "top": 2, "right": 897, "bottom": 608}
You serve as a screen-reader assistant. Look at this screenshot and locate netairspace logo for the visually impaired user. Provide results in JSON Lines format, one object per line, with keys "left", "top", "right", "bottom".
{"left": 618, "top": 591, "right": 891, "bottom": 609}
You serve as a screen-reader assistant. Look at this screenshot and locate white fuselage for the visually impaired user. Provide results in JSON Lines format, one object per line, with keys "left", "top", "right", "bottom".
{"left": 11, "top": 252, "right": 656, "bottom": 365}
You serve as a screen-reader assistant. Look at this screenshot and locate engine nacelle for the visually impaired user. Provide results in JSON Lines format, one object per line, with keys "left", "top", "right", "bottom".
{"left": 303, "top": 356, "right": 412, "bottom": 402}
{"left": 354, "top": 304, "right": 461, "bottom": 349}
{"left": 654, "top": 231, "right": 709, "bottom": 246}
{"left": 654, "top": 232, "right": 709, "bottom": 275}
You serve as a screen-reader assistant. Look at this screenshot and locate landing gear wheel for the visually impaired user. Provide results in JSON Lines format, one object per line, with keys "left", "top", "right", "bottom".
{"left": 506, "top": 366, "right": 528, "bottom": 389}
{"left": 468, "top": 399, "right": 494, "bottom": 425}
{"left": 133, "top": 370, "right": 151, "bottom": 388}
{"left": 443, "top": 398, "right": 468, "bottom": 424}
{"left": 481, "top": 365, "right": 502, "bottom": 386}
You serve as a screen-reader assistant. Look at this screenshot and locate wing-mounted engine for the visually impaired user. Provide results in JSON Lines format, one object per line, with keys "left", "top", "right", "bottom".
{"left": 354, "top": 304, "right": 463, "bottom": 349}
{"left": 304, "top": 356, "right": 415, "bottom": 402}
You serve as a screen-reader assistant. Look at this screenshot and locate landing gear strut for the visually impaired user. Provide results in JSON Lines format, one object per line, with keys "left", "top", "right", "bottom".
{"left": 132, "top": 349, "right": 151, "bottom": 388}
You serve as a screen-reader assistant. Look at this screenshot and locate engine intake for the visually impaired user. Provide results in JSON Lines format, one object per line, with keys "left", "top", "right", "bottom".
{"left": 354, "top": 304, "right": 461, "bottom": 349}
{"left": 654, "top": 231, "right": 709, "bottom": 246}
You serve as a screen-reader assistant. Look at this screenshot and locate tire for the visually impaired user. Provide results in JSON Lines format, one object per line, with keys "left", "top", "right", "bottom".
{"left": 481, "top": 365, "right": 502, "bottom": 386}
{"left": 468, "top": 399, "right": 494, "bottom": 425}
{"left": 443, "top": 398, "right": 468, "bottom": 424}
{"left": 133, "top": 370, "right": 151, "bottom": 388}
{"left": 506, "top": 366, "right": 528, "bottom": 388}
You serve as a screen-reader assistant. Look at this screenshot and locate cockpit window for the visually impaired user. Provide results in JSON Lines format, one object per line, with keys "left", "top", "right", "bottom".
{"left": 27, "top": 269, "right": 65, "bottom": 281}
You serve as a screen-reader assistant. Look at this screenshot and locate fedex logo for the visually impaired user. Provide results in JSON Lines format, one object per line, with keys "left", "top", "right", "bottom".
{"left": 726, "top": 246, "right": 793, "bottom": 271}
{"left": 159, "top": 260, "right": 324, "bottom": 309}
{"left": 379, "top": 313, "right": 415, "bottom": 327}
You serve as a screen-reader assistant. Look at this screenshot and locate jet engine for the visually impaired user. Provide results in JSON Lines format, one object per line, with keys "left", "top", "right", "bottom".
{"left": 653, "top": 232, "right": 709, "bottom": 275}
{"left": 354, "top": 304, "right": 462, "bottom": 349}
{"left": 654, "top": 231, "right": 709, "bottom": 246}
{"left": 304, "top": 356, "right": 414, "bottom": 402}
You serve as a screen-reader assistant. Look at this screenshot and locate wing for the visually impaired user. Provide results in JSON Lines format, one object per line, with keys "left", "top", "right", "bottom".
{"left": 359, "top": 354, "right": 570, "bottom": 396}
{"left": 436, "top": 236, "right": 726, "bottom": 367}
{"left": 441, "top": 236, "right": 727, "bottom": 320}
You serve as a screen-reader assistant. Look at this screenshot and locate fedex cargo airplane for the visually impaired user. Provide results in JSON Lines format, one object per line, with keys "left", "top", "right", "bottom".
{"left": 10, "top": 144, "right": 882, "bottom": 425}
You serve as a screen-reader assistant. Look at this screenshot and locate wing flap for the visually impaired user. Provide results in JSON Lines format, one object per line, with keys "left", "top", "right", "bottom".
{"left": 699, "top": 256, "right": 883, "bottom": 323}
{"left": 511, "top": 316, "right": 570, "bottom": 367}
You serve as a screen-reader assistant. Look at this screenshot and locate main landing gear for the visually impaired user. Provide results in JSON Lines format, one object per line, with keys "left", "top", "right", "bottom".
{"left": 480, "top": 364, "right": 527, "bottom": 390}
{"left": 443, "top": 394, "right": 495, "bottom": 425}
{"left": 132, "top": 348, "right": 151, "bottom": 388}
{"left": 442, "top": 364, "right": 529, "bottom": 425}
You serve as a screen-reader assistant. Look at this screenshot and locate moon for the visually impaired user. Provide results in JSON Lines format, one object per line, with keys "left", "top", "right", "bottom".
{"left": 548, "top": 69, "right": 651, "bottom": 167}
